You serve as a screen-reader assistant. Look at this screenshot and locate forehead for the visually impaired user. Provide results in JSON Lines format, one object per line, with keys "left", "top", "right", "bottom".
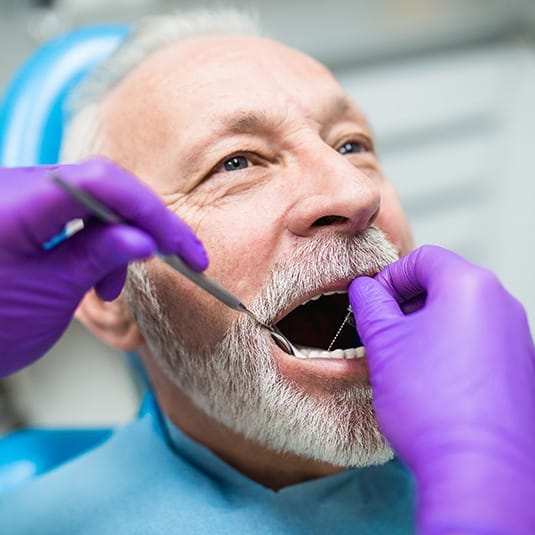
{"left": 105, "top": 34, "right": 367, "bottom": 127}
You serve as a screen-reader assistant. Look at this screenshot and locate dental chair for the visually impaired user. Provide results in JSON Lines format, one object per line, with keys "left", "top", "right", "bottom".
{"left": 0, "top": 24, "right": 137, "bottom": 496}
{"left": 0, "top": 25, "right": 128, "bottom": 165}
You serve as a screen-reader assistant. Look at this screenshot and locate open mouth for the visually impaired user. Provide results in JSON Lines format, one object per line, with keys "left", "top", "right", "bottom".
{"left": 274, "top": 291, "right": 364, "bottom": 360}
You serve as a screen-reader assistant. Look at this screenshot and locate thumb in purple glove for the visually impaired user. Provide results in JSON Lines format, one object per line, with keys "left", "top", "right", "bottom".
{"left": 349, "top": 245, "right": 535, "bottom": 534}
{"left": 0, "top": 158, "right": 208, "bottom": 376}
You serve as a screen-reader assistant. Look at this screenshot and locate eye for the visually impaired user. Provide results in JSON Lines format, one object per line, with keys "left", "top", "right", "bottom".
{"left": 338, "top": 140, "right": 369, "bottom": 155}
{"left": 222, "top": 155, "right": 250, "bottom": 172}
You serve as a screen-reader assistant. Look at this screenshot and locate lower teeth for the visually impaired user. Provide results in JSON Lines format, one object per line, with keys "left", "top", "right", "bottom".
{"left": 294, "top": 346, "right": 366, "bottom": 360}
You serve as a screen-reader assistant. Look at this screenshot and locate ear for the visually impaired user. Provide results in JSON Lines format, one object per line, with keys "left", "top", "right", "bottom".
{"left": 75, "top": 289, "right": 144, "bottom": 351}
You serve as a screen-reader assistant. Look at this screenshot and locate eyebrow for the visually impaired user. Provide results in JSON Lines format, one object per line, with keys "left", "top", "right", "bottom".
{"left": 222, "top": 109, "right": 284, "bottom": 136}
{"left": 216, "top": 94, "right": 359, "bottom": 137}
{"left": 323, "top": 94, "right": 353, "bottom": 121}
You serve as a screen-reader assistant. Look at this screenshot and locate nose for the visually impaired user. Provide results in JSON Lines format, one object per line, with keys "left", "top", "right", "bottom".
{"left": 286, "top": 145, "right": 381, "bottom": 238}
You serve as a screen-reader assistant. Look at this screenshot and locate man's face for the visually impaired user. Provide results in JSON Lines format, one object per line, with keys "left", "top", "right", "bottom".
{"left": 101, "top": 34, "right": 413, "bottom": 465}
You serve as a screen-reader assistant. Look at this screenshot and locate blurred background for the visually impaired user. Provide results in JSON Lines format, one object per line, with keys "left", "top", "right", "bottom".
{"left": 1, "top": 0, "right": 535, "bottom": 434}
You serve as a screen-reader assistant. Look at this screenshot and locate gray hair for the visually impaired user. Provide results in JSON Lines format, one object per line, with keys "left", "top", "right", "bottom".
{"left": 61, "top": 8, "right": 261, "bottom": 162}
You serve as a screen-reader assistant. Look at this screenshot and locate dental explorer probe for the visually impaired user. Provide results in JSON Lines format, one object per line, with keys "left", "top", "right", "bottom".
{"left": 49, "top": 173, "right": 297, "bottom": 356}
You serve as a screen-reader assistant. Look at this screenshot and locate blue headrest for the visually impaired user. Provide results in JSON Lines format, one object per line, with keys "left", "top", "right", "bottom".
{"left": 0, "top": 25, "right": 129, "bottom": 167}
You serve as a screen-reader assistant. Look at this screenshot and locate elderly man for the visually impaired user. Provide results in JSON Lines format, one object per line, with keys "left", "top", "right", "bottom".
{"left": 1, "top": 9, "right": 534, "bottom": 534}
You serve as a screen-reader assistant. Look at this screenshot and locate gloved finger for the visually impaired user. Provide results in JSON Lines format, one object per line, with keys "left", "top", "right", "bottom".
{"left": 375, "top": 245, "right": 469, "bottom": 302}
{"left": 0, "top": 163, "right": 60, "bottom": 190}
{"left": 94, "top": 266, "right": 127, "bottom": 301}
{"left": 56, "top": 158, "right": 208, "bottom": 270}
{"left": 53, "top": 224, "right": 156, "bottom": 292}
{"left": 349, "top": 276, "right": 404, "bottom": 344}
{"left": 0, "top": 164, "right": 84, "bottom": 249}
{"left": 12, "top": 159, "right": 207, "bottom": 271}
{"left": 399, "top": 293, "right": 426, "bottom": 314}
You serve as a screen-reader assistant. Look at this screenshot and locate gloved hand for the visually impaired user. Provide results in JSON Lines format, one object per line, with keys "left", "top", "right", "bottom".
{"left": 0, "top": 158, "right": 207, "bottom": 377}
{"left": 349, "top": 245, "right": 535, "bottom": 534}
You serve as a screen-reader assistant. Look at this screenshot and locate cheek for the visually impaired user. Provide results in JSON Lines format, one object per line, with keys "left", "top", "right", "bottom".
{"left": 376, "top": 183, "right": 414, "bottom": 256}
{"left": 189, "top": 202, "right": 281, "bottom": 301}
{"left": 145, "top": 260, "right": 236, "bottom": 351}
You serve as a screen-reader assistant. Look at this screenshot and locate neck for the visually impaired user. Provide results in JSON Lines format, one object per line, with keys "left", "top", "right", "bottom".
{"left": 143, "top": 353, "right": 343, "bottom": 490}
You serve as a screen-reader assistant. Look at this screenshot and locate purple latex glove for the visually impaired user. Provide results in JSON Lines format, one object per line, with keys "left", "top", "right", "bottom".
{"left": 349, "top": 245, "right": 535, "bottom": 534}
{"left": 0, "top": 158, "right": 207, "bottom": 377}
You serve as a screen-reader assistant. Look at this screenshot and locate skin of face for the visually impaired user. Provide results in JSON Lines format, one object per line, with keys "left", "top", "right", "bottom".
{"left": 78, "top": 34, "right": 414, "bottom": 488}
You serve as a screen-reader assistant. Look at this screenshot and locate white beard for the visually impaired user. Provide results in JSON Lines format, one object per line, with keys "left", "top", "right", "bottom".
{"left": 126, "top": 226, "right": 398, "bottom": 467}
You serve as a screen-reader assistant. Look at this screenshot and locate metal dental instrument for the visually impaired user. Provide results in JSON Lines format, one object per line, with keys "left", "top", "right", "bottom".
{"left": 50, "top": 173, "right": 297, "bottom": 356}
{"left": 327, "top": 306, "right": 356, "bottom": 352}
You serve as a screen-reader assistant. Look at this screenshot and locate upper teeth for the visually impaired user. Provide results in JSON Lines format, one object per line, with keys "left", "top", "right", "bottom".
{"left": 294, "top": 345, "right": 366, "bottom": 360}
{"left": 306, "top": 290, "right": 347, "bottom": 304}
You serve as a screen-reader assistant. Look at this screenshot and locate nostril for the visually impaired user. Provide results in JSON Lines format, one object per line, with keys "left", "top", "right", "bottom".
{"left": 312, "top": 215, "right": 348, "bottom": 227}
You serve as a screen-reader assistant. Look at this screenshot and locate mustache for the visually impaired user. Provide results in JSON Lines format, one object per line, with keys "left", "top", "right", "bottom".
{"left": 249, "top": 226, "right": 399, "bottom": 323}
